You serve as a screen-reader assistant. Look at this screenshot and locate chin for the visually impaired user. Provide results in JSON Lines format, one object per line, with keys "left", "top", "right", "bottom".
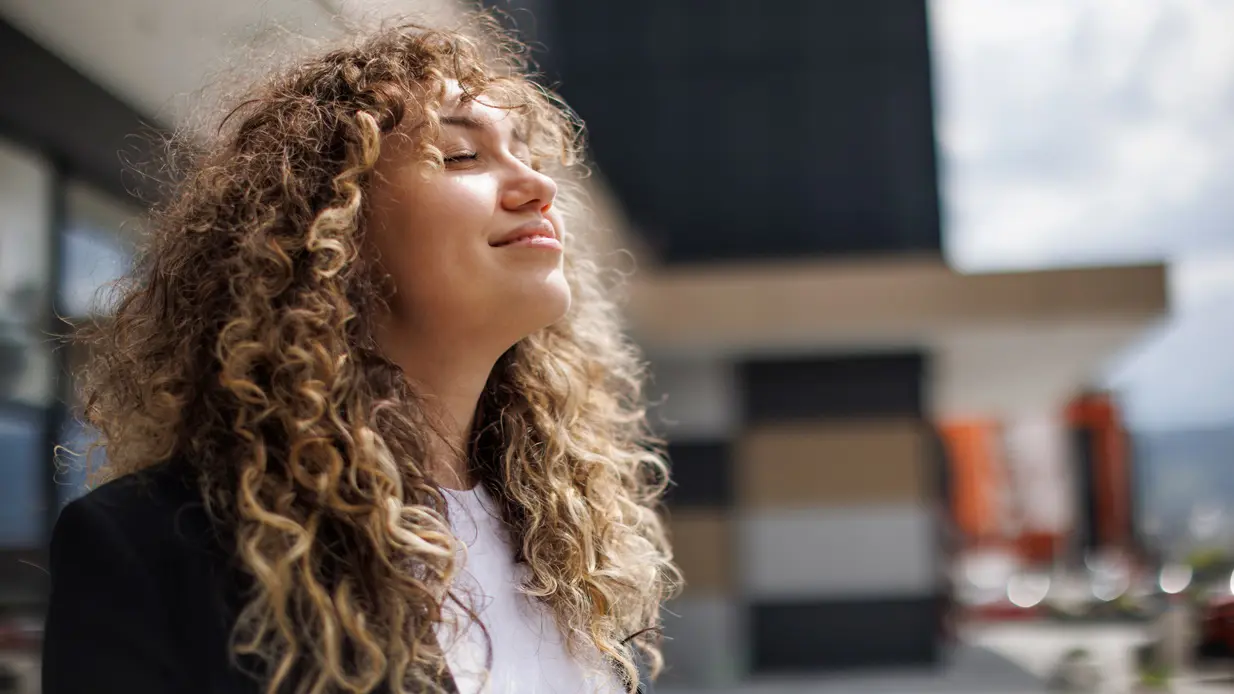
{"left": 504, "top": 270, "right": 573, "bottom": 336}
{"left": 534, "top": 272, "right": 574, "bottom": 326}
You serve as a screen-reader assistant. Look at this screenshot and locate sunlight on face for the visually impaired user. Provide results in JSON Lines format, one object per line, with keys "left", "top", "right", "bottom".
{"left": 367, "top": 81, "right": 572, "bottom": 351}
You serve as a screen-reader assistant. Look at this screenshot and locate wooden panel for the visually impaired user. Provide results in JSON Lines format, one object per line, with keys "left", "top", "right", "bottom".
{"left": 738, "top": 420, "right": 926, "bottom": 507}
{"left": 666, "top": 510, "right": 733, "bottom": 597}
{"left": 628, "top": 258, "right": 1167, "bottom": 352}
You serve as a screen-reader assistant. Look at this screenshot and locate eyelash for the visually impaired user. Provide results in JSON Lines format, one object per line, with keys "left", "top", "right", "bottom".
{"left": 442, "top": 150, "right": 541, "bottom": 172}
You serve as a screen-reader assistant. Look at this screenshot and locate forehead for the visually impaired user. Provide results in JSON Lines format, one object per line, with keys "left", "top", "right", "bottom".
{"left": 438, "top": 82, "right": 524, "bottom": 132}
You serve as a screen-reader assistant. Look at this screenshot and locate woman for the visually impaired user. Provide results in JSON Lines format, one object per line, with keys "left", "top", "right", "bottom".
{"left": 42, "top": 15, "right": 679, "bottom": 694}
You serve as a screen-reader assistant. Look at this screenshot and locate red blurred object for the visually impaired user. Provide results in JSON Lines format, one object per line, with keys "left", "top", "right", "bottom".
{"left": 1067, "top": 392, "right": 1134, "bottom": 552}
{"left": 1200, "top": 595, "right": 1234, "bottom": 655}
{"left": 0, "top": 618, "right": 42, "bottom": 653}
{"left": 1016, "top": 532, "right": 1061, "bottom": 565}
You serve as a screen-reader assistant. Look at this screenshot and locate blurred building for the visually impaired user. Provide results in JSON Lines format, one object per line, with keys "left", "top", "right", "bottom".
{"left": 941, "top": 390, "right": 1140, "bottom": 601}
{"left": 0, "top": 0, "right": 1168, "bottom": 692}
{"left": 942, "top": 393, "right": 1138, "bottom": 561}
{"left": 0, "top": 15, "right": 150, "bottom": 612}
{"left": 504, "top": 0, "right": 1167, "bottom": 687}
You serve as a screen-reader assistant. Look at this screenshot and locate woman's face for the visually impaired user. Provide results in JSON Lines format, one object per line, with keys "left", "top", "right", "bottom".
{"left": 367, "top": 82, "right": 571, "bottom": 352}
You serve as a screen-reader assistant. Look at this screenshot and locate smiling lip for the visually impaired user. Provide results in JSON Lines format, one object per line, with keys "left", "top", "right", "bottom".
{"left": 491, "top": 220, "right": 561, "bottom": 250}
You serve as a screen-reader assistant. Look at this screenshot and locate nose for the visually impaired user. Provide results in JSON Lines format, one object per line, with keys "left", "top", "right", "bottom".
{"left": 501, "top": 160, "right": 557, "bottom": 214}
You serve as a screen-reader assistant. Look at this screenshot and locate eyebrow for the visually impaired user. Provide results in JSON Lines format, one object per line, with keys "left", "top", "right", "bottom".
{"left": 439, "top": 114, "right": 529, "bottom": 145}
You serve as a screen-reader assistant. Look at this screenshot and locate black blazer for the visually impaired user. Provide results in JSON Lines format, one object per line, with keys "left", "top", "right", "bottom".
{"left": 42, "top": 462, "right": 648, "bottom": 693}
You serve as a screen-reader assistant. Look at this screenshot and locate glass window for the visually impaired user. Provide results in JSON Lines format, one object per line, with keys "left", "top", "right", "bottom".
{"left": 55, "top": 184, "right": 142, "bottom": 510}
{"left": 0, "top": 403, "right": 43, "bottom": 548}
{"left": 60, "top": 182, "right": 140, "bottom": 319}
{"left": 0, "top": 137, "right": 52, "bottom": 550}
{"left": 0, "top": 138, "right": 53, "bottom": 407}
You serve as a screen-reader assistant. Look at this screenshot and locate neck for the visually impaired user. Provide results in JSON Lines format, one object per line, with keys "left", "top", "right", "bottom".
{"left": 378, "top": 322, "right": 502, "bottom": 491}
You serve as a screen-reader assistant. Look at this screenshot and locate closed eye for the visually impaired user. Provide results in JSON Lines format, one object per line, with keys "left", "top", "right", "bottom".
{"left": 443, "top": 151, "right": 478, "bottom": 164}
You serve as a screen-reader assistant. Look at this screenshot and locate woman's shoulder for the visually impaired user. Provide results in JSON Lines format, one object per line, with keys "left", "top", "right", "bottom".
{"left": 44, "top": 461, "right": 248, "bottom": 693}
{"left": 72, "top": 460, "right": 201, "bottom": 512}
{"left": 56, "top": 460, "right": 217, "bottom": 557}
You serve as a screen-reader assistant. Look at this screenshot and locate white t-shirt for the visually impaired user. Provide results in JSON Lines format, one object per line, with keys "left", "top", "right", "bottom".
{"left": 435, "top": 485, "right": 625, "bottom": 694}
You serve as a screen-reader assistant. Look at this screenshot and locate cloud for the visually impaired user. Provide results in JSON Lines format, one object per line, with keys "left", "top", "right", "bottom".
{"left": 1102, "top": 255, "right": 1234, "bottom": 429}
{"left": 1172, "top": 255, "right": 1234, "bottom": 313}
{"left": 1105, "top": 303, "right": 1234, "bottom": 430}
{"left": 931, "top": 0, "right": 1234, "bottom": 270}
{"left": 931, "top": 0, "right": 1234, "bottom": 428}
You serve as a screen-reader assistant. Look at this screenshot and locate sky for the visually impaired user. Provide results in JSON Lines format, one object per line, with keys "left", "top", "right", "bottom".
{"left": 929, "top": 0, "right": 1234, "bottom": 431}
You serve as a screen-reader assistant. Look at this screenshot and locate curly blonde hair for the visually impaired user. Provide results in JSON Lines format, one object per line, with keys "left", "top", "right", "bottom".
{"left": 75, "top": 13, "right": 680, "bottom": 694}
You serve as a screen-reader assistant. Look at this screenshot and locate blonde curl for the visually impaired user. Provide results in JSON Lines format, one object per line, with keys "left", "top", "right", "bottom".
{"left": 75, "top": 12, "right": 680, "bottom": 694}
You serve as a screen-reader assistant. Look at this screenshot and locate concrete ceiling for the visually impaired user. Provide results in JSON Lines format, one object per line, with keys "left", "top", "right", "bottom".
{"left": 628, "top": 258, "right": 1170, "bottom": 418}
{"left": 930, "top": 322, "right": 1154, "bottom": 418}
{"left": 0, "top": 0, "right": 459, "bottom": 127}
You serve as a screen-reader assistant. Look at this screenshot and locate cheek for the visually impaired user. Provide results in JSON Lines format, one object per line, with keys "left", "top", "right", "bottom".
{"left": 372, "top": 177, "right": 499, "bottom": 307}
{"left": 408, "top": 177, "right": 497, "bottom": 249}
{"left": 410, "top": 178, "right": 497, "bottom": 270}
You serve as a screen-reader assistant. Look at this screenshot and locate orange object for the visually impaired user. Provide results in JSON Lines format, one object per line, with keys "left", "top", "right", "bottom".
{"left": 939, "top": 420, "right": 1003, "bottom": 542}
{"left": 1067, "top": 392, "right": 1131, "bottom": 550}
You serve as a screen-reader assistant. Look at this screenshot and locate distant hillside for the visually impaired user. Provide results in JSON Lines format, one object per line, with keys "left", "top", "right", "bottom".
{"left": 1133, "top": 425, "right": 1234, "bottom": 548}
